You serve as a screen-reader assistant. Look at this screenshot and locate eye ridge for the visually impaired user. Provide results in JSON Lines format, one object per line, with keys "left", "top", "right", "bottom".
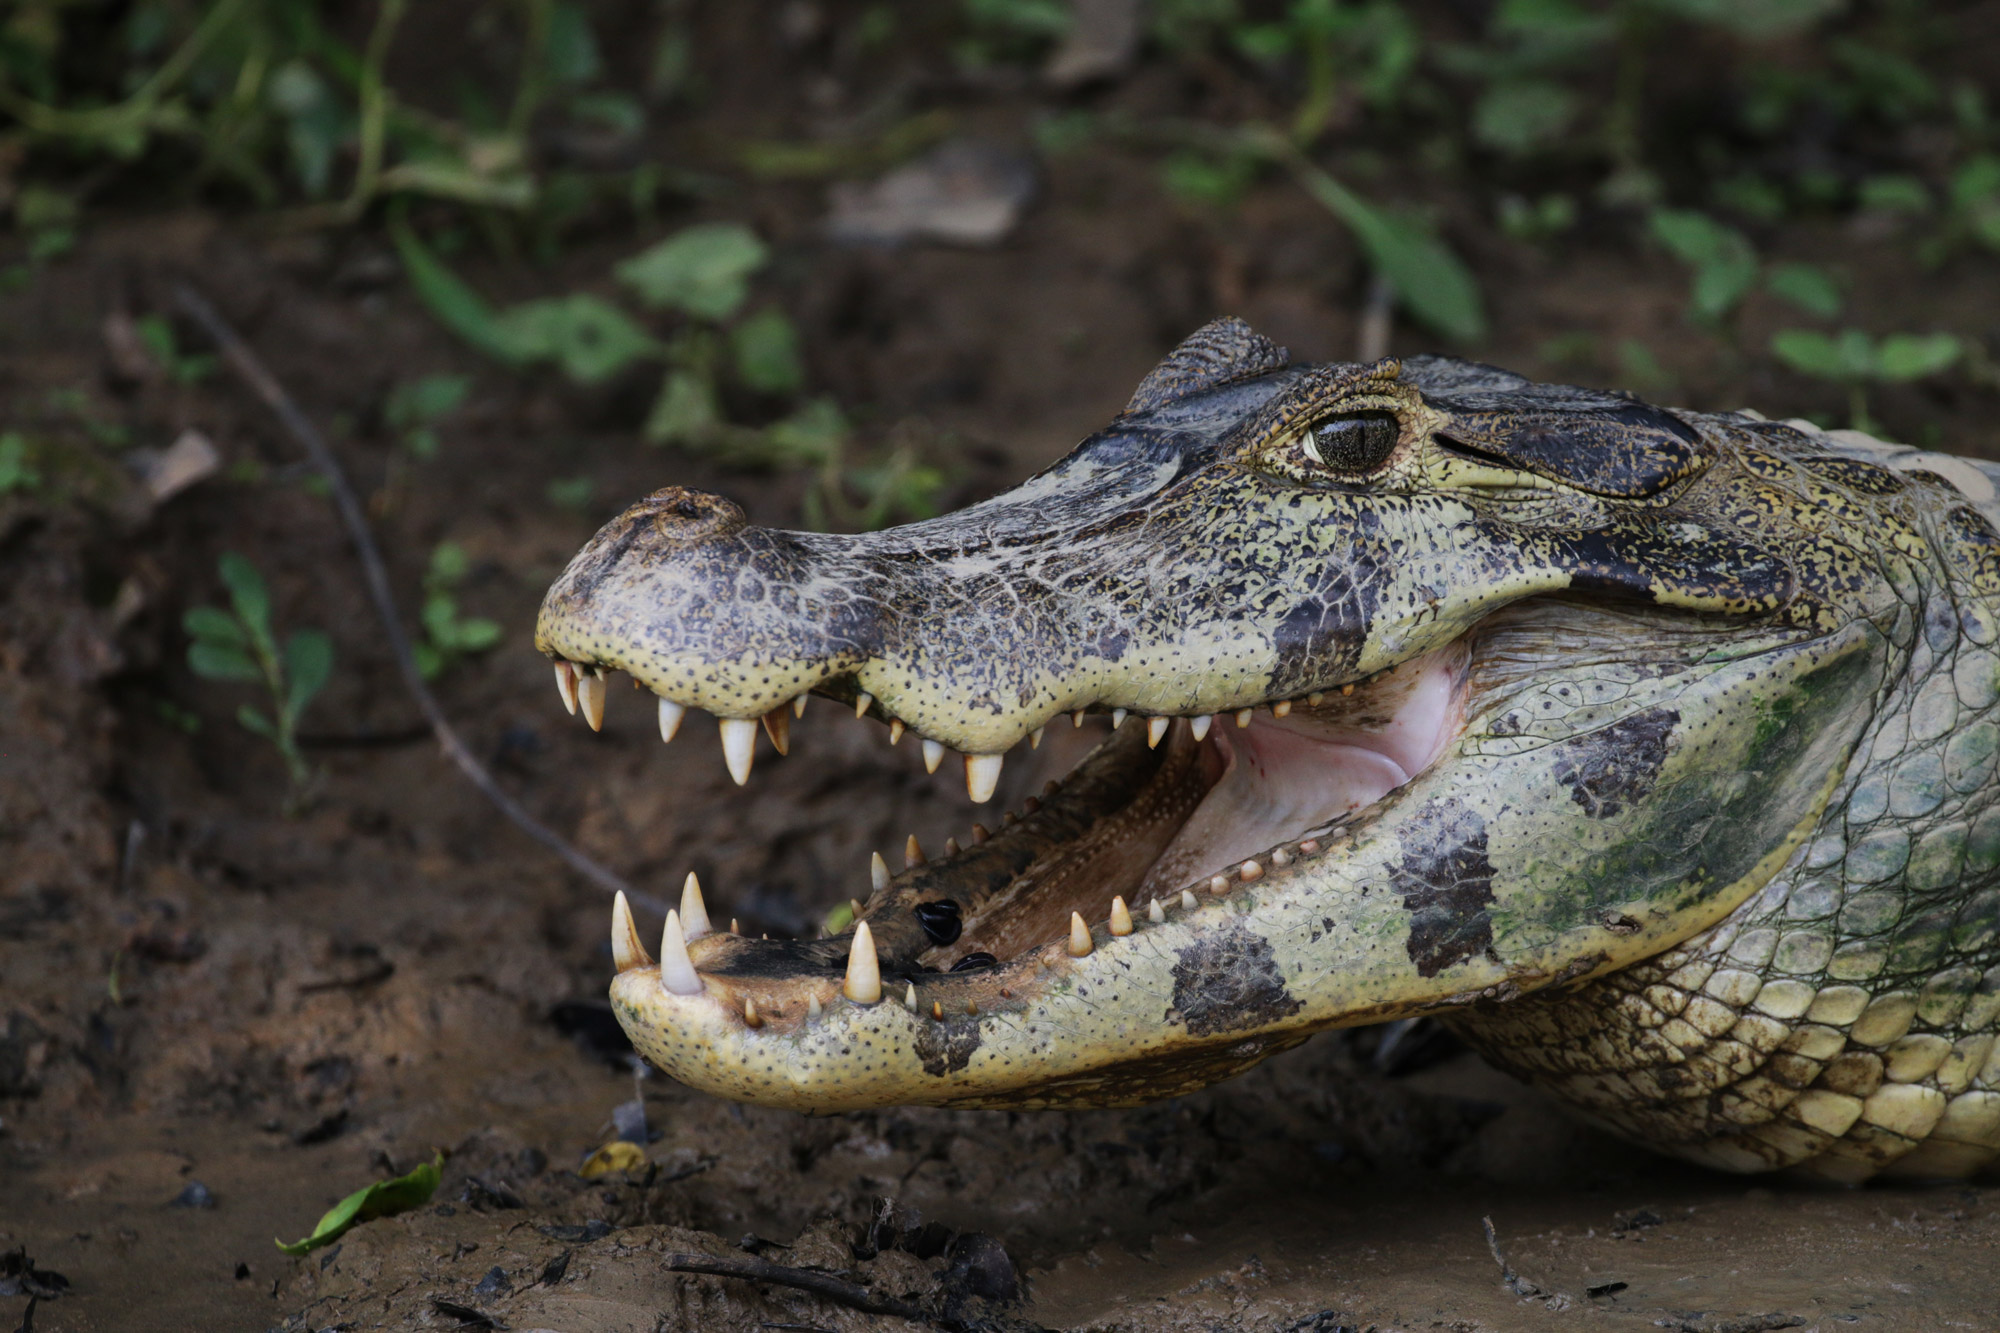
{"left": 1301, "top": 410, "right": 1400, "bottom": 474}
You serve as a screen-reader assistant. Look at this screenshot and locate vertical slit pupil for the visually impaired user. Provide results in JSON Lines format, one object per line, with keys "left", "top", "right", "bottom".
{"left": 1312, "top": 411, "right": 1400, "bottom": 472}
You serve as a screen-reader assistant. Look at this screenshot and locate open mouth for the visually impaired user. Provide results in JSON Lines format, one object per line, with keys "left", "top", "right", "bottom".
{"left": 550, "top": 641, "right": 1468, "bottom": 1033}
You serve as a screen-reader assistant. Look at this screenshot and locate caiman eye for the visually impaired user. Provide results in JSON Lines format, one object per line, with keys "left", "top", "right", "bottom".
{"left": 1301, "top": 411, "right": 1400, "bottom": 474}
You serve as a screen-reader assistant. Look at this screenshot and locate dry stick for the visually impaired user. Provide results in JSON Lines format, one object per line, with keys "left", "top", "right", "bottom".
{"left": 661, "top": 1252, "right": 932, "bottom": 1323}
{"left": 175, "top": 284, "right": 671, "bottom": 918}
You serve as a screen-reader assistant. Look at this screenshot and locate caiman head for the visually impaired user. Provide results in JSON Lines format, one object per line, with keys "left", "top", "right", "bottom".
{"left": 536, "top": 318, "right": 1896, "bottom": 1113}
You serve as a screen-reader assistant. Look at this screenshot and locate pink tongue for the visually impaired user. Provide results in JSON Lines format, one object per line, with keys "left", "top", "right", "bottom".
{"left": 1132, "top": 652, "right": 1462, "bottom": 903}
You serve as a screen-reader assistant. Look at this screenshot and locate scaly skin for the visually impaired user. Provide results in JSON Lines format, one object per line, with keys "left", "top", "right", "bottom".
{"left": 537, "top": 320, "right": 2000, "bottom": 1180}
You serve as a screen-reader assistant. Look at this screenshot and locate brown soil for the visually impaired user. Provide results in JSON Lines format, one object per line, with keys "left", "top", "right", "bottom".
{"left": 7, "top": 20, "right": 2000, "bottom": 1329}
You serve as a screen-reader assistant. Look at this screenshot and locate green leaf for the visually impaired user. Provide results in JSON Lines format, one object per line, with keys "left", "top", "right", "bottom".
{"left": 391, "top": 215, "right": 532, "bottom": 365}
{"left": 183, "top": 606, "right": 248, "bottom": 648}
{"left": 413, "top": 642, "right": 443, "bottom": 680}
{"left": 730, "top": 308, "right": 804, "bottom": 395}
{"left": 217, "top": 554, "right": 272, "bottom": 636}
{"left": 236, "top": 704, "right": 278, "bottom": 740}
{"left": 1471, "top": 81, "right": 1579, "bottom": 155}
{"left": 1874, "top": 333, "right": 1962, "bottom": 382}
{"left": 188, "top": 640, "right": 261, "bottom": 683}
{"left": 490, "top": 295, "right": 661, "bottom": 384}
{"left": 1286, "top": 159, "right": 1485, "bottom": 341}
{"left": 1648, "top": 0, "right": 1840, "bottom": 38}
{"left": 545, "top": 1, "right": 603, "bottom": 86}
{"left": 615, "top": 224, "right": 769, "bottom": 321}
{"left": 386, "top": 375, "right": 473, "bottom": 430}
{"left": 0, "top": 432, "right": 38, "bottom": 494}
{"left": 1859, "top": 174, "right": 1932, "bottom": 215}
{"left": 644, "top": 368, "right": 722, "bottom": 445}
{"left": 283, "top": 629, "right": 334, "bottom": 717}
{"left": 1649, "top": 209, "right": 1759, "bottom": 323}
{"left": 277, "top": 1153, "right": 443, "bottom": 1257}
{"left": 1764, "top": 263, "right": 1843, "bottom": 319}
{"left": 427, "top": 541, "right": 472, "bottom": 586}
{"left": 1770, "top": 328, "right": 1866, "bottom": 381}
{"left": 450, "top": 617, "right": 502, "bottom": 652}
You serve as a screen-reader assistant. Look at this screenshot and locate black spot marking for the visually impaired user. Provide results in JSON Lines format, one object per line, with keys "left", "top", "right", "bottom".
{"left": 1387, "top": 799, "right": 1497, "bottom": 978}
{"left": 1169, "top": 922, "right": 1303, "bottom": 1037}
{"left": 913, "top": 1019, "right": 982, "bottom": 1077}
{"left": 1550, "top": 707, "right": 1679, "bottom": 818}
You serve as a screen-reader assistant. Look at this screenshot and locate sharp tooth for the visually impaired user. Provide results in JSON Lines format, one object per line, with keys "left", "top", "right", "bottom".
{"left": 611, "top": 890, "right": 651, "bottom": 971}
{"left": 680, "top": 871, "right": 712, "bottom": 940}
{"left": 1181, "top": 889, "right": 1199, "bottom": 911}
{"left": 1023, "top": 796, "right": 1040, "bottom": 814}
{"left": 850, "top": 898, "right": 864, "bottom": 919}
{"left": 844, "top": 921, "right": 882, "bottom": 1004}
{"left": 1307, "top": 692, "right": 1324, "bottom": 706}
{"left": 577, "top": 670, "right": 606, "bottom": 731}
{"left": 944, "top": 836, "right": 960, "bottom": 855}
{"left": 1271, "top": 848, "right": 1291, "bottom": 867}
{"left": 905, "top": 835, "right": 926, "bottom": 867}
{"left": 1148, "top": 898, "right": 1165, "bottom": 924}
{"left": 889, "top": 719, "right": 905, "bottom": 745}
{"left": 1067, "top": 911, "right": 1094, "bottom": 957}
{"left": 793, "top": 695, "right": 809, "bottom": 718}
{"left": 556, "top": 662, "right": 579, "bottom": 715}
{"left": 743, "top": 997, "right": 762, "bottom": 1027}
{"left": 719, "top": 717, "right": 758, "bottom": 785}
{"left": 1030, "top": 725, "right": 1045, "bottom": 750}
{"left": 761, "top": 708, "right": 791, "bottom": 755}
{"left": 1189, "top": 714, "right": 1212, "bottom": 741}
{"left": 659, "top": 910, "right": 702, "bottom": 995}
{"left": 870, "top": 851, "right": 889, "bottom": 893}
{"left": 1146, "top": 716, "right": 1170, "bottom": 748}
{"left": 904, "top": 983, "right": 917, "bottom": 1011}
{"left": 932, "top": 1000, "right": 944, "bottom": 1021}
{"left": 923, "top": 739, "right": 946, "bottom": 773}
{"left": 971, "top": 823, "right": 989, "bottom": 843}
{"left": 808, "top": 994, "right": 822, "bottom": 1020}
{"left": 1342, "top": 683, "right": 1355, "bottom": 696}
{"left": 730, "top": 918, "right": 740, "bottom": 934}
{"left": 964, "top": 753, "right": 1003, "bottom": 803}
{"left": 1111, "top": 708, "right": 1128, "bottom": 729}
{"left": 658, "top": 697, "right": 686, "bottom": 741}
{"left": 1044, "top": 780, "right": 1060, "bottom": 797}
{"left": 1209, "top": 874, "right": 1229, "bottom": 893}
{"left": 1272, "top": 700, "right": 1292, "bottom": 718}
{"left": 1239, "top": 859, "right": 1264, "bottom": 882}
{"left": 1235, "top": 708, "right": 1253, "bottom": 728}
{"left": 1108, "top": 896, "right": 1133, "bottom": 936}
{"left": 854, "top": 691, "right": 874, "bottom": 719}
{"left": 1071, "top": 710, "right": 1085, "bottom": 727}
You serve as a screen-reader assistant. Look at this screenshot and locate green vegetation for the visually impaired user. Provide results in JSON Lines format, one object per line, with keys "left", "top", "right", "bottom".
{"left": 1770, "top": 329, "right": 1964, "bottom": 431}
{"left": 275, "top": 1152, "right": 442, "bottom": 1256}
{"left": 183, "top": 553, "right": 334, "bottom": 805}
{"left": 414, "top": 542, "right": 502, "bottom": 680}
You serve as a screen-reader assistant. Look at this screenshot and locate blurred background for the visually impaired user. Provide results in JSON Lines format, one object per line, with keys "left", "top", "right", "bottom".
{"left": 4, "top": 3, "right": 2000, "bottom": 1331}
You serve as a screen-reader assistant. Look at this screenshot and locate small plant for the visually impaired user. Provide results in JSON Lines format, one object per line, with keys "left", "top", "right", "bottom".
{"left": 133, "top": 314, "right": 217, "bottom": 384}
{"left": 384, "top": 374, "right": 472, "bottom": 459}
{"left": 184, "top": 554, "right": 334, "bottom": 805}
{"left": 0, "top": 432, "right": 41, "bottom": 495}
{"left": 1650, "top": 210, "right": 1845, "bottom": 328}
{"left": 1769, "top": 329, "right": 1963, "bottom": 431}
{"left": 413, "top": 542, "right": 502, "bottom": 680}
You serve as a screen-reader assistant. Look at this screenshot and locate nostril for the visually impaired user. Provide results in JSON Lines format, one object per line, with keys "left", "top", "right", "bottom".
{"left": 641, "top": 486, "right": 748, "bottom": 543}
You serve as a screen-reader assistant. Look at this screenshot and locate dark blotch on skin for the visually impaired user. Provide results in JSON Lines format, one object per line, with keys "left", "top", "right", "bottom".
{"left": 913, "top": 1018, "right": 983, "bottom": 1076}
{"left": 1169, "top": 922, "right": 1304, "bottom": 1037}
{"left": 1550, "top": 707, "right": 1680, "bottom": 819}
{"left": 1388, "top": 798, "right": 1497, "bottom": 978}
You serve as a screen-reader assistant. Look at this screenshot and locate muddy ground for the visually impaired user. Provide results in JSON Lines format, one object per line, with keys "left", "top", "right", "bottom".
{"left": 8, "top": 10, "right": 2000, "bottom": 1329}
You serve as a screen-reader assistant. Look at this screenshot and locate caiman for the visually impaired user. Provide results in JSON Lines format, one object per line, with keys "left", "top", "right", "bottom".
{"left": 536, "top": 319, "right": 2000, "bottom": 1183}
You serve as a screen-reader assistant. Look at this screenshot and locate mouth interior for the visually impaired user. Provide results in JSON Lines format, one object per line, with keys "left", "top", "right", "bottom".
{"left": 929, "top": 643, "right": 1468, "bottom": 969}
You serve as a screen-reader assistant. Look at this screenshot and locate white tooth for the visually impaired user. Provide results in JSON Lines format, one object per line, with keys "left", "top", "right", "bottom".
{"left": 680, "top": 871, "right": 712, "bottom": 941}
{"left": 1108, "top": 896, "right": 1133, "bottom": 936}
{"left": 719, "top": 717, "right": 758, "bottom": 785}
{"left": 1148, "top": 898, "right": 1165, "bottom": 924}
{"left": 854, "top": 691, "right": 874, "bottom": 719}
{"left": 1273, "top": 699, "right": 1293, "bottom": 718}
{"left": 793, "top": 695, "right": 809, "bottom": 719}
{"left": 1235, "top": 708, "right": 1253, "bottom": 728}
{"left": 659, "top": 910, "right": 702, "bottom": 995}
{"left": 1030, "top": 726, "right": 1045, "bottom": 750}
{"left": 658, "top": 697, "right": 686, "bottom": 742}
{"left": 905, "top": 834, "right": 926, "bottom": 867}
{"left": 1181, "top": 889, "right": 1199, "bottom": 911}
{"left": 889, "top": 719, "right": 905, "bottom": 745}
{"left": 965, "top": 753, "right": 1003, "bottom": 804}
{"left": 1210, "top": 874, "right": 1230, "bottom": 893}
{"left": 808, "top": 994, "right": 822, "bottom": 1020}
{"left": 1067, "top": 911, "right": 1093, "bottom": 957}
{"left": 761, "top": 708, "right": 791, "bottom": 756}
{"left": 577, "top": 670, "right": 606, "bottom": 731}
{"left": 1071, "top": 710, "right": 1085, "bottom": 727}
{"left": 1146, "top": 716, "right": 1170, "bottom": 748}
{"left": 556, "top": 662, "right": 579, "bottom": 715}
{"left": 923, "top": 739, "right": 946, "bottom": 774}
{"left": 1189, "top": 714, "right": 1212, "bottom": 741}
{"left": 743, "top": 997, "right": 762, "bottom": 1028}
{"left": 904, "top": 983, "right": 918, "bottom": 1011}
{"left": 611, "top": 890, "right": 651, "bottom": 972}
{"left": 1111, "top": 708, "right": 1128, "bottom": 730}
{"left": 844, "top": 921, "right": 882, "bottom": 1004}
{"left": 871, "top": 851, "right": 890, "bottom": 893}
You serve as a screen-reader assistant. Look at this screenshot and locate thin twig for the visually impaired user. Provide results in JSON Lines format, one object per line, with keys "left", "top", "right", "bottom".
{"left": 661, "top": 1252, "right": 932, "bottom": 1323}
{"left": 175, "top": 284, "right": 668, "bottom": 916}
